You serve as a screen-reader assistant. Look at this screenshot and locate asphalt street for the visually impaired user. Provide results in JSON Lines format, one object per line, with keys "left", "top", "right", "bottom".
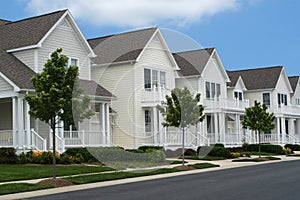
{"left": 25, "top": 160, "right": 300, "bottom": 200}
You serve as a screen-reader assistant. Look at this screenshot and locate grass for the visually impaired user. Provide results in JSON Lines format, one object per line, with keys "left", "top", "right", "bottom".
{"left": 232, "top": 156, "right": 281, "bottom": 162}
{"left": 287, "top": 154, "right": 300, "bottom": 157}
{"left": 103, "top": 161, "right": 167, "bottom": 169}
{"left": 0, "top": 165, "right": 114, "bottom": 182}
{"left": 0, "top": 183, "right": 53, "bottom": 195}
{"left": 180, "top": 155, "right": 226, "bottom": 161}
{"left": 65, "top": 163, "right": 219, "bottom": 184}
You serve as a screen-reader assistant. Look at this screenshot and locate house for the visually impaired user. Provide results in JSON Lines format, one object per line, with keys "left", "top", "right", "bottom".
{"left": 0, "top": 10, "right": 114, "bottom": 152}
{"left": 173, "top": 48, "right": 249, "bottom": 147}
{"left": 88, "top": 28, "right": 179, "bottom": 149}
{"left": 227, "top": 66, "right": 300, "bottom": 145}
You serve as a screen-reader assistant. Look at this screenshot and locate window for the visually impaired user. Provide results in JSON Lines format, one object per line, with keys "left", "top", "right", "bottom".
{"left": 144, "top": 68, "right": 166, "bottom": 90}
{"left": 206, "top": 82, "right": 221, "bottom": 99}
{"left": 296, "top": 98, "right": 300, "bottom": 106}
{"left": 278, "top": 93, "right": 287, "bottom": 106}
{"left": 144, "top": 69, "right": 151, "bottom": 90}
{"left": 206, "top": 115, "right": 215, "bottom": 133}
{"left": 234, "top": 91, "right": 243, "bottom": 100}
{"left": 160, "top": 71, "right": 166, "bottom": 88}
{"left": 262, "top": 93, "right": 270, "bottom": 106}
{"left": 70, "top": 58, "right": 78, "bottom": 66}
{"left": 144, "top": 110, "right": 152, "bottom": 133}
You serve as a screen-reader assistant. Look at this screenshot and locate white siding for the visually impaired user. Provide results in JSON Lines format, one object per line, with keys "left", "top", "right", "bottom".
{"left": 275, "top": 72, "right": 291, "bottom": 106}
{"left": 39, "top": 17, "right": 91, "bottom": 79}
{"left": 0, "top": 76, "right": 13, "bottom": 92}
{"left": 135, "top": 34, "right": 176, "bottom": 146}
{"left": 244, "top": 91, "right": 267, "bottom": 106}
{"left": 176, "top": 77, "right": 198, "bottom": 93}
{"left": 12, "top": 49, "right": 35, "bottom": 71}
{"left": 92, "top": 63, "right": 135, "bottom": 148}
{"left": 292, "top": 81, "right": 300, "bottom": 106}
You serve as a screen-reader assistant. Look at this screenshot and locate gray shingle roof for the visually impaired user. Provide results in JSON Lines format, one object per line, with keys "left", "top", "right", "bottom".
{"left": 87, "top": 28, "right": 157, "bottom": 64}
{"left": 0, "top": 10, "right": 67, "bottom": 90}
{"left": 173, "top": 48, "right": 215, "bottom": 76}
{"left": 226, "top": 70, "right": 240, "bottom": 87}
{"left": 0, "top": 19, "right": 11, "bottom": 25}
{"left": 226, "top": 66, "right": 283, "bottom": 90}
{"left": 80, "top": 79, "right": 114, "bottom": 98}
{"left": 288, "top": 76, "right": 299, "bottom": 92}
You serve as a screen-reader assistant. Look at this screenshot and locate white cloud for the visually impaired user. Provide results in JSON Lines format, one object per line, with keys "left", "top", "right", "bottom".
{"left": 26, "top": 0, "right": 240, "bottom": 27}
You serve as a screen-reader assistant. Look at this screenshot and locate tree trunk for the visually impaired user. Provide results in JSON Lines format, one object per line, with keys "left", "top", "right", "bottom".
{"left": 182, "top": 127, "right": 185, "bottom": 166}
{"left": 258, "top": 130, "right": 261, "bottom": 158}
{"left": 51, "top": 118, "right": 56, "bottom": 179}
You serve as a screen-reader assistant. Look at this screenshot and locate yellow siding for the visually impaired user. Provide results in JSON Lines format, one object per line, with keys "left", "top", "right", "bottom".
{"left": 12, "top": 49, "right": 35, "bottom": 71}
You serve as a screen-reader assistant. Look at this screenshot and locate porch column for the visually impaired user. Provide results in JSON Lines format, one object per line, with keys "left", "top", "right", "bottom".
{"left": 236, "top": 114, "right": 241, "bottom": 144}
{"left": 153, "top": 106, "right": 158, "bottom": 145}
{"left": 101, "top": 103, "right": 105, "bottom": 145}
{"left": 281, "top": 117, "right": 286, "bottom": 144}
{"left": 17, "top": 97, "right": 24, "bottom": 148}
{"left": 24, "top": 101, "right": 31, "bottom": 147}
{"left": 296, "top": 119, "right": 300, "bottom": 142}
{"left": 288, "top": 118, "right": 295, "bottom": 143}
{"left": 159, "top": 111, "right": 164, "bottom": 145}
{"left": 277, "top": 117, "right": 281, "bottom": 144}
{"left": 219, "top": 113, "right": 225, "bottom": 144}
{"left": 214, "top": 113, "right": 219, "bottom": 143}
{"left": 106, "top": 103, "right": 110, "bottom": 145}
{"left": 12, "top": 97, "right": 18, "bottom": 146}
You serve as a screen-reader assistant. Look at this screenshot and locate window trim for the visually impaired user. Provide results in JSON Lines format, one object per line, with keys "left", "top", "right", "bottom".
{"left": 262, "top": 92, "right": 271, "bottom": 106}
{"left": 144, "top": 67, "right": 167, "bottom": 91}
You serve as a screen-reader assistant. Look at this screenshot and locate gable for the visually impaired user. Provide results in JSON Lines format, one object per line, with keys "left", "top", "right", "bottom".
{"left": 275, "top": 69, "right": 293, "bottom": 94}
{"left": 235, "top": 77, "right": 247, "bottom": 91}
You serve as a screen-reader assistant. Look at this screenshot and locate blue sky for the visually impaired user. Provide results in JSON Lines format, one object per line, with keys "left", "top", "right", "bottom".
{"left": 0, "top": 0, "right": 299, "bottom": 76}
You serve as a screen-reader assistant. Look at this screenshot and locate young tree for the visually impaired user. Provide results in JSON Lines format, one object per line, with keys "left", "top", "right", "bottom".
{"left": 158, "top": 87, "right": 205, "bottom": 165}
{"left": 242, "top": 100, "right": 275, "bottom": 158}
{"left": 25, "top": 48, "right": 94, "bottom": 179}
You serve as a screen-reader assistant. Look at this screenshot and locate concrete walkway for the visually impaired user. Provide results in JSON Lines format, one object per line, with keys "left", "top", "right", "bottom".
{"left": 1, "top": 155, "right": 300, "bottom": 200}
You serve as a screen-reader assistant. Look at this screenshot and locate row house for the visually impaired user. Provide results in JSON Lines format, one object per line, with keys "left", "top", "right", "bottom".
{"left": 227, "top": 67, "right": 300, "bottom": 145}
{"left": 0, "top": 10, "right": 114, "bottom": 152}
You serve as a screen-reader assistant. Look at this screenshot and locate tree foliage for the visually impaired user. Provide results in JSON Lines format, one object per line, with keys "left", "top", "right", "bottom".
{"left": 242, "top": 100, "right": 275, "bottom": 157}
{"left": 25, "top": 48, "right": 94, "bottom": 178}
{"left": 157, "top": 87, "right": 205, "bottom": 165}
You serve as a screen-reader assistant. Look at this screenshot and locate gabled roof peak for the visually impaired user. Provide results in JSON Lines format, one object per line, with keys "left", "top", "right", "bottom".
{"left": 174, "top": 47, "right": 215, "bottom": 55}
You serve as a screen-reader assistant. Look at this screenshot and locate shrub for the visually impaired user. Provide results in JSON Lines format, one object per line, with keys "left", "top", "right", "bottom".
{"left": 283, "top": 147, "right": 293, "bottom": 155}
{"left": 137, "top": 146, "right": 164, "bottom": 152}
{"left": 197, "top": 146, "right": 231, "bottom": 159}
{"left": 184, "top": 148, "right": 197, "bottom": 156}
{"left": 88, "top": 147, "right": 165, "bottom": 164}
{"left": 64, "top": 148, "right": 98, "bottom": 163}
{"left": 246, "top": 144, "right": 284, "bottom": 155}
{"left": 230, "top": 152, "right": 241, "bottom": 158}
{"left": 284, "top": 144, "right": 300, "bottom": 151}
{"left": 228, "top": 147, "right": 243, "bottom": 153}
{"left": 214, "top": 143, "right": 225, "bottom": 148}
{"left": 0, "top": 148, "right": 18, "bottom": 164}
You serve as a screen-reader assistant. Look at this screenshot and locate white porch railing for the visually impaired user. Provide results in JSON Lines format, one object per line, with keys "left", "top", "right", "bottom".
{"left": 50, "top": 130, "right": 65, "bottom": 153}
{"left": 141, "top": 85, "right": 169, "bottom": 103}
{"left": 0, "top": 130, "right": 13, "bottom": 147}
{"left": 164, "top": 130, "right": 209, "bottom": 147}
{"left": 64, "top": 130, "right": 107, "bottom": 147}
{"left": 31, "top": 129, "right": 47, "bottom": 151}
{"left": 259, "top": 133, "right": 278, "bottom": 144}
{"left": 204, "top": 98, "right": 249, "bottom": 111}
{"left": 271, "top": 104, "right": 300, "bottom": 117}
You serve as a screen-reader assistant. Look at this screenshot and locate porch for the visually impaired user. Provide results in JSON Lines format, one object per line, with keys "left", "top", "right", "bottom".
{"left": 204, "top": 98, "right": 249, "bottom": 112}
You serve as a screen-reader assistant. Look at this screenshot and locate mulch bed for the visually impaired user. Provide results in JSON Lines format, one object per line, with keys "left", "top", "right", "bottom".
{"left": 38, "top": 178, "right": 74, "bottom": 187}
{"left": 174, "top": 165, "right": 195, "bottom": 170}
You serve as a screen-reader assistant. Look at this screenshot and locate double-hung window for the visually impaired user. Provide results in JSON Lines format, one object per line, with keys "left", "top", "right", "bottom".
{"left": 278, "top": 93, "right": 287, "bottom": 106}
{"left": 262, "top": 93, "right": 270, "bottom": 106}
{"left": 144, "top": 68, "right": 166, "bottom": 91}
{"left": 205, "top": 82, "right": 221, "bottom": 99}
{"left": 234, "top": 91, "right": 243, "bottom": 100}
{"left": 144, "top": 109, "right": 152, "bottom": 133}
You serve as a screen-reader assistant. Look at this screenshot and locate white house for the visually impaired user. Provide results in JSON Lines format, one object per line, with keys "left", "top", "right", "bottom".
{"left": 173, "top": 48, "right": 250, "bottom": 147}
{"left": 0, "top": 10, "right": 114, "bottom": 152}
{"left": 89, "top": 28, "right": 179, "bottom": 149}
{"left": 227, "top": 66, "right": 300, "bottom": 145}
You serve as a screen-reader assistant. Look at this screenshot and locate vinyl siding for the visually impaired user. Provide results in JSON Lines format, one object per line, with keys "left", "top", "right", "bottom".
{"left": 135, "top": 33, "right": 176, "bottom": 146}
{"left": 12, "top": 49, "right": 35, "bottom": 71}
{"left": 39, "top": 17, "right": 90, "bottom": 79}
{"left": 176, "top": 77, "right": 198, "bottom": 93}
{"left": 0, "top": 76, "right": 13, "bottom": 92}
{"left": 92, "top": 63, "right": 135, "bottom": 148}
{"left": 275, "top": 72, "right": 291, "bottom": 106}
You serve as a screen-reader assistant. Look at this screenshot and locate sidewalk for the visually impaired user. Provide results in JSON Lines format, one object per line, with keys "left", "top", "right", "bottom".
{"left": 1, "top": 155, "right": 300, "bottom": 200}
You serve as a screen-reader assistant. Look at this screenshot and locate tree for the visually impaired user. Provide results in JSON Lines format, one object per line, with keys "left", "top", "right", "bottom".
{"left": 157, "top": 87, "right": 205, "bottom": 165}
{"left": 242, "top": 100, "right": 275, "bottom": 158}
{"left": 25, "top": 48, "right": 94, "bottom": 179}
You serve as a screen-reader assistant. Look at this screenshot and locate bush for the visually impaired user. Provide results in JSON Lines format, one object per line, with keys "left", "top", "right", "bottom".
{"left": 284, "top": 144, "right": 300, "bottom": 151}
{"left": 283, "top": 147, "right": 293, "bottom": 155}
{"left": 184, "top": 148, "right": 197, "bottom": 156}
{"left": 214, "top": 143, "right": 225, "bottom": 148}
{"left": 197, "top": 146, "right": 231, "bottom": 159}
{"left": 228, "top": 147, "right": 243, "bottom": 153}
{"left": 88, "top": 147, "right": 165, "bottom": 164}
{"left": 64, "top": 148, "right": 98, "bottom": 163}
{"left": 246, "top": 144, "right": 284, "bottom": 155}
{"left": 137, "top": 146, "right": 164, "bottom": 152}
{"left": 0, "top": 148, "right": 18, "bottom": 164}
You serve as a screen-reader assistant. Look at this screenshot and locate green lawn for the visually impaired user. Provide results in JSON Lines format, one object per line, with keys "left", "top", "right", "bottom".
{"left": 0, "top": 183, "right": 53, "bottom": 195}
{"left": 232, "top": 156, "right": 281, "bottom": 162}
{"left": 65, "top": 163, "right": 219, "bottom": 184}
{"left": 180, "top": 155, "right": 226, "bottom": 161}
{"left": 0, "top": 165, "right": 114, "bottom": 182}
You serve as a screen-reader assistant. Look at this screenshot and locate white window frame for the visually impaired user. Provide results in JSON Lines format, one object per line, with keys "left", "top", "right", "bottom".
{"left": 205, "top": 81, "right": 221, "bottom": 99}
{"left": 262, "top": 92, "right": 271, "bottom": 106}
{"left": 144, "top": 109, "right": 152, "bottom": 134}
{"left": 144, "top": 68, "right": 166, "bottom": 91}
